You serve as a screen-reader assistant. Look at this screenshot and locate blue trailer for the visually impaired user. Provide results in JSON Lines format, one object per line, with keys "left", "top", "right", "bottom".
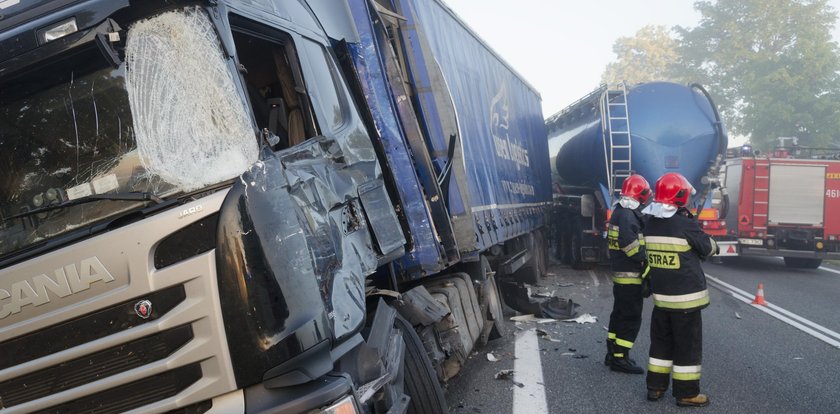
{"left": 546, "top": 82, "right": 727, "bottom": 267}
{"left": 0, "top": 0, "right": 549, "bottom": 413}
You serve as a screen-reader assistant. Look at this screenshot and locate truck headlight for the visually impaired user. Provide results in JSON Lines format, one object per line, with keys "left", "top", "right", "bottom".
{"left": 319, "top": 396, "right": 358, "bottom": 414}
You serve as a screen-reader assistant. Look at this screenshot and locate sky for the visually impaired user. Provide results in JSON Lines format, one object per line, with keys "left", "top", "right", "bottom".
{"left": 444, "top": 0, "right": 840, "bottom": 119}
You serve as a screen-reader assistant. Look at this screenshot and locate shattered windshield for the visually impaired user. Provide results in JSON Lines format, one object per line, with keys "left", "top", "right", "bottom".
{"left": 0, "top": 8, "right": 259, "bottom": 258}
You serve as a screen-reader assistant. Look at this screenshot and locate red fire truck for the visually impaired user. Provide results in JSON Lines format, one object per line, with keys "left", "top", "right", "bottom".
{"left": 707, "top": 143, "right": 840, "bottom": 268}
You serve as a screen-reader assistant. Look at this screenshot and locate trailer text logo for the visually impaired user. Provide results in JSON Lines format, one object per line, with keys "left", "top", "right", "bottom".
{"left": 0, "top": 257, "right": 115, "bottom": 319}
{"left": 490, "top": 84, "right": 530, "bottom": 171}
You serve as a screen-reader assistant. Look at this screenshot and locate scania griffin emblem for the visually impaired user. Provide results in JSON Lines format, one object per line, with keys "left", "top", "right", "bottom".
{"left": 134, "top": 300, "right": 153, "bottom": 319}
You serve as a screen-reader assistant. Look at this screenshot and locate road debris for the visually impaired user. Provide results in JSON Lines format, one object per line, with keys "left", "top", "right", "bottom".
{"left": 510, "top": 314, "right": 557, "bottom": 324}
{"left": 735, "top": 312, "right": 742, "bottom": 319}
{"left": 494, "top": 369, "right": 514, "bottom": 380}
{"left": 493, "top": 369, "right": 524, "bottom": 388}
{"left": 486, "top": 352, "right": 500, "bottom": 362}
{"left": 563, "top": 313, "right": 598, "bottom": 324}
{"left": 535, "top": 329, "right": 563, "bottom": 343}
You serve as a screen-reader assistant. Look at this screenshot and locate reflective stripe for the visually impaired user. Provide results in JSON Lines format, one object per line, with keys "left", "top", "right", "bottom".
{"left": 641, "top": 264, "right": 651, "bottom": 279}
{"left": 653, "top": 290, "right": 708, "bottom": 303}
{"left": 646, "top": 243, "right": 692, "bottom": 253}
{"left": 614, "top": 353, "right": 625, "bottom": 358}
{"left": 615, "top": 337, "right": 634, "bottom": 348}
{"left": 645, "top": 236, "right": 689, "bottom": 245}
{"left": 649, "top": 358, "right": 673, "bottom": 368}
{"left": 708, "top": 239, "right": 718, "bottom": 257}
{"left": 613, "top": 277, "right": 642, "bottom": 285}
{"left": 654, "top": 296, "right": 710, "bottom": 309}
{"left": 614, "top": 271, "right": 641, "bottom": 278}
{"left": 608, "top": 332, "right": 616, "bottom": 340}
{"left": 647, "top": 364, "right": 672, "bottom": 374}
{"left": 673, "top": 365, "right": 702, "bottom": 373}
{"left": 653, "top": 290, "right": 710, "bottom": 309}
{"left": 673, "top": 372, "right": 702, "bottom": 381}
{"left": 621, "top": 239, "right": 641, "bottom": 256}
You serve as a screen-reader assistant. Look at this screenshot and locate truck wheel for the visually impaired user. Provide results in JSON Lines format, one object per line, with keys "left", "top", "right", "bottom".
{"left": 783, "top": 257, "right": 823, "bottom": 269}
{"left": 393, "top": 314, "right": 449, "bottom": 414}
{"left": 570, "top": 223, "right": 585, "bottom": 270}
{"left": 558, "top": 225, "right": 571, "bottom": 265}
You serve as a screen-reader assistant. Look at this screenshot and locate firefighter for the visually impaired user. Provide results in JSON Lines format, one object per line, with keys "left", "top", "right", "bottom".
{"left": 642, "top": 173, "right": 718, "bottom": 407}
{"left": 605, "top": 174, "right": 651, "bottom": 374}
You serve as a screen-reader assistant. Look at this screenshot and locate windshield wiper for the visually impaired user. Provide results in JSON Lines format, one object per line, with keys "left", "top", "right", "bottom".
{"left": 6, "top": 192, "right": 164, "bottom": 221}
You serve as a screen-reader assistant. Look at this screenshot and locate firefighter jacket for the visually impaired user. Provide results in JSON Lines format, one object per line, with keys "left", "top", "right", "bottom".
{"left": 643, "top": 208, "right": 718, "bottom": 312}
{"left": 608, "top": 205, "right": 647, "bottom": 283}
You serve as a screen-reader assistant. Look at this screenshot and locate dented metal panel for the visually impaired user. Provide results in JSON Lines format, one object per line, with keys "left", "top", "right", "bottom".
{"left": 343, "top": 0, "right": 448, "bottom": 278}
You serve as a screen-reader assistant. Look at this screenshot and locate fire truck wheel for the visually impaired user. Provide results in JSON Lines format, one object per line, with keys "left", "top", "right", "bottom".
{"left": 394, "top": 313, "right": 449, "bottom": 414}
{"left": 783, "top": 257, "right": 823, "bottom": 269}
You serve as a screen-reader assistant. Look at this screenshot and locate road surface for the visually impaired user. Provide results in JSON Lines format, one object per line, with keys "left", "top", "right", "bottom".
{"left": 444, "top": 257, "right": 840, "bottom": 413}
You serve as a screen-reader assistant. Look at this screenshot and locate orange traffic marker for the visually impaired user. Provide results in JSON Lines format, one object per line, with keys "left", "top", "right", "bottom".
{"left": 751, "top": 283, "right": 767, "bottom": 306}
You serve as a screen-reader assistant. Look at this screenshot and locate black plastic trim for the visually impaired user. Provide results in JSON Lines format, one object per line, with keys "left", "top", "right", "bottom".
{"left": 244, "top": 373, "right": 353, "bottom": 414}
{"left": 155, "top": 213, "right": 219, "bottom": 269}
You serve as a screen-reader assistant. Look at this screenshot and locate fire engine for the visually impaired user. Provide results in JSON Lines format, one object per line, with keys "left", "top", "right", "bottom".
{"left": 707, "top": 139, "right": 840, "bottom": 268}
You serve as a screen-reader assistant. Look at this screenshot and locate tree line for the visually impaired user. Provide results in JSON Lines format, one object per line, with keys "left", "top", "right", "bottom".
{"left": 602, "top": 0, "right": 840, "bottom": 150}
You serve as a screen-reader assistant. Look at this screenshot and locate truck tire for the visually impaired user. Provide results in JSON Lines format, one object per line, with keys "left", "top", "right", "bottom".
{"left": 783, "top": 257, "right": 823, "bottom": 269}
{"left": 570, "top": 221, "right": 585, "bottom": 270}
{"left": 558, "top": 222, "right": 571, "bottom": 265}
{"left": 393, "top": 314, "right": 449, "bottom": 414}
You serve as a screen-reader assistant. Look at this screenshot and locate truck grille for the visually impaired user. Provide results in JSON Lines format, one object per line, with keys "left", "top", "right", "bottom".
{"left": 0, "top": 194, "right": 237, "bottom": 413}
{"left": 31, "top": 363, "right": 202, "bottom": 414}
{"left": 0, "top": 324, "right": 193, "bottom": 408}
{"left": 0, "top": 285, "right": 186, "bottom": 371}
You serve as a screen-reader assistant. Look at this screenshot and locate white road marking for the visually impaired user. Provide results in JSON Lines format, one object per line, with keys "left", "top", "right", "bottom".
{"left": 513, "top": 329, "right": 548, "bottom": 414}
{"left": 588, "top": 269, "right": 600, "bottom": 287}
{"left": 818, "top": 266, "right": 840, "bottom": 276}
{"left": 706, "top": 274, "right": 840, "bottom": 348}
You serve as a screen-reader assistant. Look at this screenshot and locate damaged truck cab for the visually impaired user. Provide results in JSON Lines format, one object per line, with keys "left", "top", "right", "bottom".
{"left": 0, "top": 0, "right": 550, "bottom": 413}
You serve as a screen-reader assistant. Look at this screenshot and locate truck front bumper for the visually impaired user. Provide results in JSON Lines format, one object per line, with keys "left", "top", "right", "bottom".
{"left": 243, "top": 373, "right": 357, "bottom": 414}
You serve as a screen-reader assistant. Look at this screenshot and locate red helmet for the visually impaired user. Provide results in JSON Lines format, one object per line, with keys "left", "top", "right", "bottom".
{"left": 653, "top": 172, "right": 694, "bottom": 207}
{"left": 620, "top": 174, "right": 651, "bottom": 204}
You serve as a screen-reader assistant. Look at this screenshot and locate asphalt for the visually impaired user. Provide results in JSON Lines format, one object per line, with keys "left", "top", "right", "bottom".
{"left": 446, "top": 258, "right": 840, "bottom": 413}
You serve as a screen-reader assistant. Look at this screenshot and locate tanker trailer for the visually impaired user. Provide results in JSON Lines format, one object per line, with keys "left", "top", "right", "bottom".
{"left": 546, "top": 81, "right": 727, "bottom": 268}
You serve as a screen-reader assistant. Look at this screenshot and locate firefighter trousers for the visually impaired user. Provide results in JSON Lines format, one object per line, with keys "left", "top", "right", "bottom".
{"left": 607, "top": 282, "right": 643, "bottom": 357}
{"left": 646, "top": 308, "right": 703, "bottom": 398}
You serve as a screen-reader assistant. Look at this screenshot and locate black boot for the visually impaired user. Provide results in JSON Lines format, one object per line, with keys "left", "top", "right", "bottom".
{"left": 610, "top": 355, "right": 644, "bottom": 374}
{"left": 604, "top": 341, "right": 614, "bottom": 366}
{"left": 647, "top": 389, "right": 665, "bottom": 401}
